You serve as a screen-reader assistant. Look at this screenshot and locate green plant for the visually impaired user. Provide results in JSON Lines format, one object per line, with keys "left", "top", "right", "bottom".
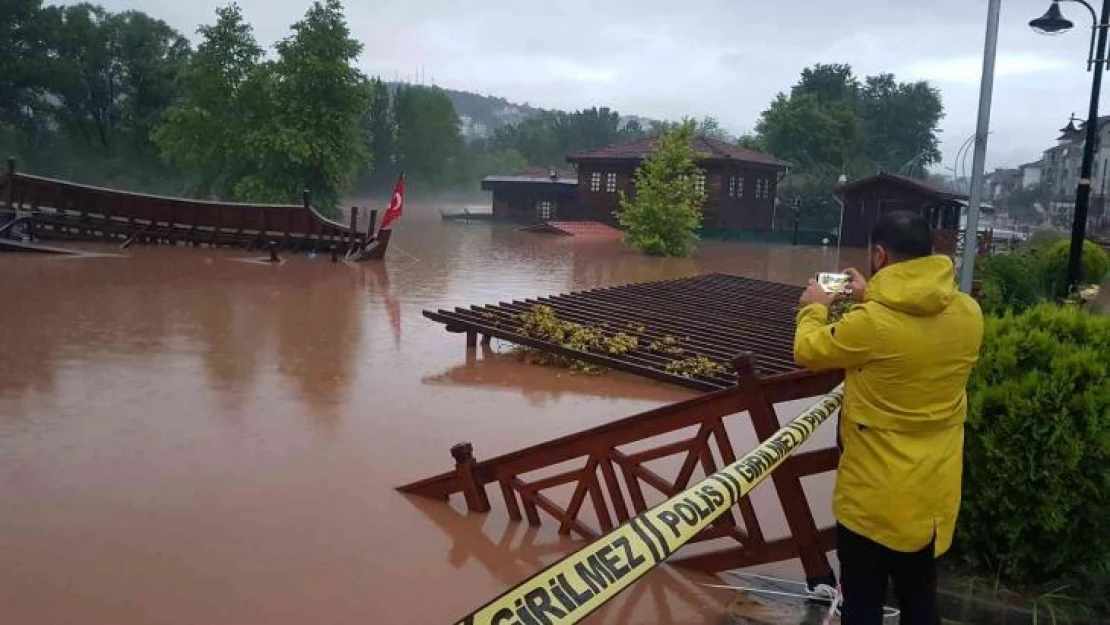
{"left": 615, "top": 120, "right": 706, "bottom": 257}
{"left": 665, "top": 356, "right": 725, "bottom": 378}
{"left": 976, "top": 250, "right": 1051, "bottom": 315}
{"left": 959, "top": 305, "right": 1110, "bottom": 587}
{"left": 1043, "top": 240, "right": 1110, "bottom": 297}
{"left": 515, "top": 305, "right": 639, "bottom": 374}
{"left": 647, "top": 335, "right": 684, "bottom": 356}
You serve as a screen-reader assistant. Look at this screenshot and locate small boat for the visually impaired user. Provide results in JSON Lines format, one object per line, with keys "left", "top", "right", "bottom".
{"left": 439, "top": 208, "right": 497, "bottom": 222}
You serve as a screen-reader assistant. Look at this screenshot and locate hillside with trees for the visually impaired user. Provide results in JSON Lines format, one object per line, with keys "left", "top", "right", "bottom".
{"left": 0, "top": 1, "right": 944, "bottom": 220}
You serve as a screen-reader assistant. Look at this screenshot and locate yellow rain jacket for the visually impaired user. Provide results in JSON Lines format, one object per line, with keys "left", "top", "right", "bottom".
{"left": 794, "top": 255, "right": 983, "bottom": 555}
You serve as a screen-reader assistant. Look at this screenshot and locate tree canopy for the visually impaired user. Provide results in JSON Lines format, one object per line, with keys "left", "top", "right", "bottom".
{"left": 753, "top": 63, "right": 944, "bottom": 230}
{"left": 615, "top": 120, "right": 706, "bottom": 257}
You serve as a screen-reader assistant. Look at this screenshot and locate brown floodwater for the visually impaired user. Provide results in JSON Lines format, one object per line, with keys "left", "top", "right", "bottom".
{"left": 0, "top": 200, "right": 867, "bottom": 625}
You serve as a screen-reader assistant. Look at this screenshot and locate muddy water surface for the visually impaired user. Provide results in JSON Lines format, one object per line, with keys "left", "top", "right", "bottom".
{"left": 0, "top": 202, "right": 866, "bottom": 624}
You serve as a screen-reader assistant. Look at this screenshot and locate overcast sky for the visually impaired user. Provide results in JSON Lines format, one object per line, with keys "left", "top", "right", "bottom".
{"left": 78, "top": 0, "right": 1108, "bottom": 173}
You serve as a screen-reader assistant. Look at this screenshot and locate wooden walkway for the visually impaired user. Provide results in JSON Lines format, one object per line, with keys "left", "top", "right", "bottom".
{"left": 423, "top": 273, "right": 803, "bottom": 391}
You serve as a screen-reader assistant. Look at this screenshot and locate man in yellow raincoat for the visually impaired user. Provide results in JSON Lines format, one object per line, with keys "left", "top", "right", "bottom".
{"left": 794, "top": 211, "right": 984, "bottom": 624}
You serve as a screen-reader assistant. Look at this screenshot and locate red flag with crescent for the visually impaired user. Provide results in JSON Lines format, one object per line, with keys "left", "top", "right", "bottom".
{"left": 379, "top": 173, "right": 405, "bottom": 233}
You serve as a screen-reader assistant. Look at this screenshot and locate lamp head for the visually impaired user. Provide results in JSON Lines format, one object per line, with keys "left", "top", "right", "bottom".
{"left": 1030, "top": 1, "right": 1074, "bottom": 35}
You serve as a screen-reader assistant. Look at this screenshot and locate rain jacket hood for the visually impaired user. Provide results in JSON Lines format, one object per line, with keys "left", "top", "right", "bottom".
{"left": 794, "top": 254, "right": 983, "bottom": 555}
{"left": 866, "top": 255, "right": 957, "bottom": 317}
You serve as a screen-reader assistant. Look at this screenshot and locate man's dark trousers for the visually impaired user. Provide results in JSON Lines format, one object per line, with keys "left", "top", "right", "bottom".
{"left": 837, "top": 523, "right": 940, "bottom": 625}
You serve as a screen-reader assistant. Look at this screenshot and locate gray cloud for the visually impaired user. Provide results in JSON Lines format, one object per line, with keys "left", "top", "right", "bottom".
{"left": 74, "top": 0, "right": 1106, "bottom": 171}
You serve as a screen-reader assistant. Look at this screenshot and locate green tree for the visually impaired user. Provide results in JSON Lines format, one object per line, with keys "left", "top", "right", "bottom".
{"left": 152, "top": 3, "right": 262, "bottom": 197}
{"left": 0, "top": 0, "right": 57, "bottom": 150}
{"left": 236, "top": 0, "right": 368, "bottom": 212}
{"left": 47, "top": 5, "right": 189, "bottom": 156}
{"left": 861, "top": 73, "right": 943, "bottom": 173}
{"left": 361, "top": 76, "right": 393, "bottom": 188}
{"left": 393, "top": 84, "right": 461, "bottom": 186}
{"left": 756, "top": 92, "right": 864, "bottom": 175}
{"left": 616, "top": 120, "right": 706, "bottom": 257}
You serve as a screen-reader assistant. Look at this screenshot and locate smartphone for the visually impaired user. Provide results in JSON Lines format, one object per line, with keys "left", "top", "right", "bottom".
{"left": 816, "top": 272, "right": 850, "bottom": 293}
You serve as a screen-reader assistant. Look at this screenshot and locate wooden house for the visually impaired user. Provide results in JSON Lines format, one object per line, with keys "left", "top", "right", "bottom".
{"left": 836, "top": 173, "right": 968, "bottom": 249}
{"left": 480, "top": 168, "right": 580, "bottom": 223}
{"left": 566, "top": 135, "right": 790, "bottom": 230}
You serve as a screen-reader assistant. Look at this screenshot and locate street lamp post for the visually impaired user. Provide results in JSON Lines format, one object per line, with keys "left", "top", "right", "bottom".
{"left": 1031, "top": 0, "right": 1110, "bottom": 293}
{"left": 959, "top": 0, "right": 1001, "bottom": 293}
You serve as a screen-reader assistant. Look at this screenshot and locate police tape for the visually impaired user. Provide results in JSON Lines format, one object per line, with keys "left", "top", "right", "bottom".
{"left": 454, "top": 384, "right": 845, "bottom": 625}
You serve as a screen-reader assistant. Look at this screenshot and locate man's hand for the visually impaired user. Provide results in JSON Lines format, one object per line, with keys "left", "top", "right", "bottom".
{"left": 799, "top": 280, "right": 835, "bottom": 308}
{"left": 843, "top": 267, "right": 867, "bottom": 303}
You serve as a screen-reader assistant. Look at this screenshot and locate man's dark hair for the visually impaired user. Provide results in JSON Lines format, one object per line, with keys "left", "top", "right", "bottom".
{"left": 870, "top": 210, "right": 933, "bottom": 259}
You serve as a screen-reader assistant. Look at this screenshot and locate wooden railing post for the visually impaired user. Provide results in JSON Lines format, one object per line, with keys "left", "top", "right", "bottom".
{"left": 347, "top": 206, "right": 359, "bottom": 255}
{"left": 5, "top": 157, "right": 15, "bottom": 213}
{"left": 732, "top": 353, "right": 835, "bottom": 588}
{"left": 451, "top": 442, "right": 490, "bottom": 513}
{"left": 368, "top": 209, "right": 378, "bottom": 238}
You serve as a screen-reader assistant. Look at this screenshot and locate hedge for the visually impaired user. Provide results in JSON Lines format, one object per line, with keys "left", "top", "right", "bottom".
{"left": 958, "top": 305, "right": 1110, "bottom": 587}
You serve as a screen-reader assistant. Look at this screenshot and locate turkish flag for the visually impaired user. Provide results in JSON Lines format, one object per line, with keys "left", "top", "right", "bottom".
{"left": 378, "top": 172, "right": 405, "bottom": 233}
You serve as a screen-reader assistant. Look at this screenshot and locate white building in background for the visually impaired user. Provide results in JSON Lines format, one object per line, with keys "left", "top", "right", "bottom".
{"left": 1019, "top": 160, "right": 1043, "bottom": 189}
{"left": 458, "top": 115, "right": 490, "bottom": 140}
{"left": 1036, "top": 116, "right": 1110, "bottom": 227}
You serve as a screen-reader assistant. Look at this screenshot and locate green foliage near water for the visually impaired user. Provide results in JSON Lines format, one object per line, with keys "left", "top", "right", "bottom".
{"left": 754, "top": 63, "right": 945, "bottom": 231}
{"left": 978, "top": 237, "right": 1109, "bottom": 314}
{"left": 154, "top": 1, "right": 368, "bottom": 216}
{"left": 615, "top": 121, "right": 706, "bottom": 257}
{"left": 959, "top": 305, "right": 1110, "bottom": 595}
{"left": 2, "top": 3, "right": 947, "bottom": 213}
{"left": 1044, "top": 240, "right": 1110, "bottom": 298}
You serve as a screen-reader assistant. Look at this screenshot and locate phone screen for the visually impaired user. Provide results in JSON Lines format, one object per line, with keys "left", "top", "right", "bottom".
{"left": 816, "top": 272, "right": 849, "bottom": 293}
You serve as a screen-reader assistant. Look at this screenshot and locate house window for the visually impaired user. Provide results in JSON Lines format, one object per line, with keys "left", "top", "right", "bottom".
{"left": 727, "top": 174, "right": 745, "bottom": 198}
{"left": 606, "top": 172, "right": 617, "bottom": 193}
{"left": 695, "top": 171, "right": 706, "bottom": 194}
{"left": 537, "top": 200, "right": 555, "bottom": 220}
{"left": 755, "top": 178, "right": 771, "bottom": 200}
{"left": 590, "top": 172, "right": 601, "bottom": 192}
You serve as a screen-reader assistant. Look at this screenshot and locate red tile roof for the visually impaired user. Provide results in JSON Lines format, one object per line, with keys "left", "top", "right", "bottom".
{"left": 567, "top": 135, "right": 790, "bottom": 168}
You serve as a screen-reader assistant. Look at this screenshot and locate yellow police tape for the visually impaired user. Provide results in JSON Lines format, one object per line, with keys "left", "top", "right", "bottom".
{"left": 454, "top": 385, "right": 845, "bottom": 625}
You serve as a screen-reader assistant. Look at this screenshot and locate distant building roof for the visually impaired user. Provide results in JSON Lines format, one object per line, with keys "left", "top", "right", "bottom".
{"left": 481, "top": 174, "right": 577, "bottom": 186}
{"left": 837, "top": 172, "right": 969, "bottom": 202}
{"left": 567, "top": 135, "right": 790, "bottom": 168}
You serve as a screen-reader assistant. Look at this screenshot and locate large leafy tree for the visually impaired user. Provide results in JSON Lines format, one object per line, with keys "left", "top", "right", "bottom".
{"left": 48, "top": 5, "right": 189, "bottom": 156}
{"left": 151, "top": 3, "right": 261, "bottom": 197}
{"left": 754, "top": 63, "right": 944, "bottom": 230}
{"left": 393, "top": 84, "right": 462, "bottom": 186}
{"left": 616, "top": 120, "right": 706, "bottom": 257}
{"left": 155, "top": 1, "right": 367, "bottom": 214}
{"left": 0, "top": 0, "right": 56, "bottom": 146}
{"left": 238, "top": 0, "right": 368, "bottom": 211}
{"left": 861, "top": 73, "right": 943, "bottom": 175}
{"left": 491, "top": 107, "right": 646, "bottom": 167}
{"left": 361, "top": 76, "right": 394, "bottom": 187}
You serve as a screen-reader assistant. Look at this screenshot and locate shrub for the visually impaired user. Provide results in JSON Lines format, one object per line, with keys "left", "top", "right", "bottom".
{"left": 959, "top": 305, "right": 1110, "bottom": 586}
{"left": 615, "top": 120, "right": 705, "bottom": 257}
{"left": 1043, "top": 239, "right": 1110, "bottom": 297}
{"left": 975, "top": 251, "right": 1050, "bottom": 315}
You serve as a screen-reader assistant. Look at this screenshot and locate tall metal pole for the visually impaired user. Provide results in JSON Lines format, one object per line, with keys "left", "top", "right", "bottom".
{"left": 959, "top": 0, "right": 1002, "bottom": 293}
{"left": 1068, "top": 0, "right": 1110, "bottom": 293}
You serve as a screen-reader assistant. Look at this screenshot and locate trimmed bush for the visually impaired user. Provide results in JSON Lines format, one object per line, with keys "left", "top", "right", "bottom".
{"left": 976, "top": 251, "right": 1050, "bottom": 315}
{"left": 959, "top": 305, "right": 1110, "bottom": 586}
{"left": 1043, "top": 239, "right": 1110, "bottom": 297}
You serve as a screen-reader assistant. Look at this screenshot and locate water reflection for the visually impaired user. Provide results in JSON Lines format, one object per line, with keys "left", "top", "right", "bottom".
{"left": 0, "top": 201, "right": 869, "bottom": 624}
{"left": 408, "top": 495, "right": 733, "bottom": 625}
{"left": 422, "top": 344, "right": 691, "bottom": 407}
